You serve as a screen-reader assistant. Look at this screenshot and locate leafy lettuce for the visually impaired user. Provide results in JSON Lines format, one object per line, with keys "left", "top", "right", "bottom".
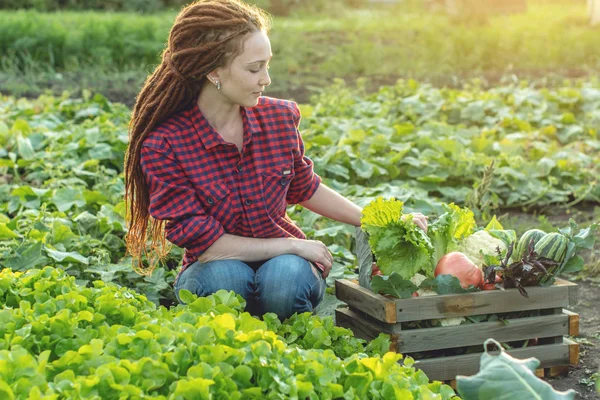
{"left": 361, "top": 198, "right": 476, "bottom": 281}
{"left": 361, "top": 197, "right": 434, "bottom": 279}
{"left": 427, "top": 203, "right": 477, "bottom": 267}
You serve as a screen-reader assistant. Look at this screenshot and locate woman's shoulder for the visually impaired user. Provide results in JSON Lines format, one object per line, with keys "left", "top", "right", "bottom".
{"left": 253, "top": 96, "right": 300, "bottom": 121}
{"left": 143, "top": 108, "right": 194, "bottom": 150}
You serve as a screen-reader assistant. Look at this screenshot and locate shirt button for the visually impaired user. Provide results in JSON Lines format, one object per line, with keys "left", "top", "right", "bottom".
{"left": 244, "top": 199, "right": 253, "bottom": 206}
{"left": 207, "top": 197, "right": 214, "bottom": 205}
{"left": 280, "top": 178, "right": 288, "bottom": 186}
{"left": 237, "top": 164, "right": 243, "bottom": 172}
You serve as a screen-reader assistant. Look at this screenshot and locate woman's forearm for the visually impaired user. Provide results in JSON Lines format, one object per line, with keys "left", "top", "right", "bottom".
{"left": 300, "top": 183, "right": 362, "bottom": 226}
{"left": 197, "top": 233, "right": 298, "bottom": 263}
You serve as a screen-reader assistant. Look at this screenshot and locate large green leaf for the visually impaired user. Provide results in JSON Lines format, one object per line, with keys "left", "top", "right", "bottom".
{"left": 3, "top": 242, "right": 48, "bottom": 271}
{"left": 52, "top": 187, "right": 86, "bottom": 212}
{"left": 370, "top": 273, "right": 418, "bottom": 298}
{"left": 457, "top": 339, "right": 576, "bottom": 400}
{"left": 0, "top": 223, "right": 20, "bottom": 240}
{"left": 45, "top": 247, "right": 89, "bottom": 265}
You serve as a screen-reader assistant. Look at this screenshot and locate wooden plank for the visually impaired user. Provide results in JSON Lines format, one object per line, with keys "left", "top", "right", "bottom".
{"left": 547, "top": 366, "right": 570, "bottom": 377}
{"left": 415, "top": 343, "right": 570, "bottom": 381}
{"left": 335, "top": 306, "right": 569, "bottom": 353}
{"left": 335, "top": 308, "right": 399, "bottom": 352}
{"left": 398, "top": 314, "right": 568, "bottom": 352}
{"left": 335, "top": 279, "right": 397, "bottom": 323}
{"left": 563, "top": 309, "right": 580, "bottom": 336}
{"left": 336, "top": 308, "right": 388, "bottom": 340}
{"left": 538, "top": 308, "right": 564, "bottom": 345}
{"left": 564, "top": 338, "right": 580, "bottom": 365}
{"left": 564, "top": 279, "right": 579, "bottom": 306}
{"left": 392, "top": 281, "right": 575, "bottom": 322}
{"left": 534, "top": 368, "right": 545, "bottom": 378}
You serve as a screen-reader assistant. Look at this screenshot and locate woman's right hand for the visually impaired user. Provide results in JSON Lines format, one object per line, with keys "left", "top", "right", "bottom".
{"left": 291, "top": 239, "right": 333, "bottom": 278}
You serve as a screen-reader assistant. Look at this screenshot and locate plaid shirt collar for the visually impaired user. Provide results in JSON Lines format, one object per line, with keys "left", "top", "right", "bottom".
{"left": 187, "top": 102, "right": 262, "bottom": 150}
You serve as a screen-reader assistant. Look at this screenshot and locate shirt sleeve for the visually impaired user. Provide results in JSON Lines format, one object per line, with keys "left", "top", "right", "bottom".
{"left": 140, "top": 139, "right": 225, "bottom": 258}
{"left": 286, "top": 102, "right": 322, "bottom": 205}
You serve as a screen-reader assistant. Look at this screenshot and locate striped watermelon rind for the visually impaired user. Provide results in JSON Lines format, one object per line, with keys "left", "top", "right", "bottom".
{"left": 534, "top": 232, "right": 569, "bottom": 263}
{"left": 515, "top": 229, "right": 546, "bottom": 260}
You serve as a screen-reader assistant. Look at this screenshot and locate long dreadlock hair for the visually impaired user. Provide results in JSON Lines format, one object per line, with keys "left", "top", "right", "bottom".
{"left": 124, "top": 0, "right": 271, "bottom": 276}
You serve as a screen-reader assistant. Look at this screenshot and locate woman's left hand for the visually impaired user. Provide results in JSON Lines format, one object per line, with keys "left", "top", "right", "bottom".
{"left": 403, "top": 212, "right": 429, "bottom": 232}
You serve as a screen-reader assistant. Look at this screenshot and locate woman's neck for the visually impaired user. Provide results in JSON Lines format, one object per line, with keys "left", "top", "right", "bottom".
{"left": 196, "top": 85, "right": 242, "bottom": 133}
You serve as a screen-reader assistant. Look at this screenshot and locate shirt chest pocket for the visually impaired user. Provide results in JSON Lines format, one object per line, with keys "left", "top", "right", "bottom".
{"left": 260, "top": 166, "right": 295, "bottom": 217}
{"left": 194, "top": 181, "right": 239, "bottom": 229}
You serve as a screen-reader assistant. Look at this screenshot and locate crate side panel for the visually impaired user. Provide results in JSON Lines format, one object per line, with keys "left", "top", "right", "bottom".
{"left": 393, "top": 284, "right": 572, "bottom": 322}
{"left": 398, "top": 313, "right": 569, "bottom": 353}
{"left": 415, "top": 343, "right": 570, "bottom": 381}
{"left": 335, "top": 279, "right": 397, "bottom": 323}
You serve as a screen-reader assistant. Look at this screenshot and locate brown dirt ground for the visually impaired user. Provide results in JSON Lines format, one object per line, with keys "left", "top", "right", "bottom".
{"left": 548, "top": 278, "right": 600, "bottom": 399}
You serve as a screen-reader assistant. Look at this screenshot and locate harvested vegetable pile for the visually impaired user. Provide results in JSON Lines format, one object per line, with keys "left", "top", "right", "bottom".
{"left": 361, "top": 197, "right": 598, "bottom": 299}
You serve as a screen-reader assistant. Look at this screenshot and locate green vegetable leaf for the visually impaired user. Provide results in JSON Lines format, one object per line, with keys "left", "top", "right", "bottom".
{"left": 420, "top": 275, "right": 480, "bottom": 295}
{"left": 0, "top": 223, "right": 20, "bottom": 240}
{"left": 370, "top": 273, "right": 418, "bottom": 298}
{"left": 53, "top": 187, "right": 86, "bottom": 212}
{"left": 45, "top": 247, "right": 89, "bottom": 264}
{"left": 457, "top": 339, "right": 576, "bottom": 400}
{"left": 362, "top": 197, "right": 434, "bottom": 278}
{"left": 485, "top": 215, "right": 504, "bottom": 230}
{"left": 428, "top": 203, "right": 476, "bottom": 266}
{"left": 3, "top": 242, "right": 48, "bottom": 271}
{"left": 361, "top": 197, "right": 404, "bottom": 227}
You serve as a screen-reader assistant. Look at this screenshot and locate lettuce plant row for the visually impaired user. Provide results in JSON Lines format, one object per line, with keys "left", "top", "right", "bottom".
{"left": 0, "top": 266, "right": 458, "bottom": 399}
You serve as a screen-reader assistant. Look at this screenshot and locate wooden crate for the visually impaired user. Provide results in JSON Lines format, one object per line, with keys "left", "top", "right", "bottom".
{"left": 335, "top": 278, "right": 580, "bottom": 381}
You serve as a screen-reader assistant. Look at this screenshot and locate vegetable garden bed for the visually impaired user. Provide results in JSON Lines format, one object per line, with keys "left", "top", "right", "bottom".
{"left": 334, "top": 278, "right": 580, "bottom": 381}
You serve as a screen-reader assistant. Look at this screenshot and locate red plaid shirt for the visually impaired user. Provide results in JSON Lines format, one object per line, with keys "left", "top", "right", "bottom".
{"left": 140, "top": 97, "right": 322, "bottom": 282}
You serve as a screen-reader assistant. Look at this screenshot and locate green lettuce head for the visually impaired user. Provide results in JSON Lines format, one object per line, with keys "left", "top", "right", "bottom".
{"left": 361, "top": 197, "right": 434, "bottom": 279}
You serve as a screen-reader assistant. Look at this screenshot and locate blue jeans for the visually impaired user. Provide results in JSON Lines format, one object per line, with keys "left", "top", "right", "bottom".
{"left": 174, "top": 254, "right": 326, "bottom": 321}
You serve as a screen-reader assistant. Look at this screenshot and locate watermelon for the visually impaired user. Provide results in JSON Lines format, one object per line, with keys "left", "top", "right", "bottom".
{"left": 534, "top": 232, "right": 568, "bottom": 263}
{"left": 514, "top": 229, "right": 546, "bottom": 260}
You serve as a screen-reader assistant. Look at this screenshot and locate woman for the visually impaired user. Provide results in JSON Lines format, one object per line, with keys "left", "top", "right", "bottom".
{"left": 124, "top": 0, "right": 428, "bottom": 320}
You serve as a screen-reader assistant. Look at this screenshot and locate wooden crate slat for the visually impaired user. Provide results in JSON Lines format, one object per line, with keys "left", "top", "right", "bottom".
{"left": 335, "top": 308, "right": 399, "bottom": 351}
{"left": 335, "top": 279, "right": 397, "bottom": 323}
{"left": 564, "top": 338, "right": 580, "bottom": 365}
{"left": 415, "top": 342, "right": 570, "bottom": 381}
{"left": 335, "top": 279, "right": 578, "bottom": 323}
{"left": 393, "top": 279, "right": 576, "bottom": 322}
{"left": 399, "top": 313, "right": 568, "bottom": 352}
{"left": 337, "top": 306, "right": 570, "bottom": 353}
{"left": 563, "top": 309, "right": 580, "bottom": 336}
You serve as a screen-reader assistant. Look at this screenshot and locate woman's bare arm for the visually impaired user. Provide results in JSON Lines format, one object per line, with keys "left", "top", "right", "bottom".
{"left": 198, "top": 233, "right": 333, "bottom": 270}
{"left": 300, "top": 184, "right": 362, "bottom": 226}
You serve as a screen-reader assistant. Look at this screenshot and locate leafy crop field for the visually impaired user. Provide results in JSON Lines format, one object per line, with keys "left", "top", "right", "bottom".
{"left": 1, "top": 78, "right": 600, "bottom": 396}
{"left": 1, "top": 79, "right": 599, "bottom": 303}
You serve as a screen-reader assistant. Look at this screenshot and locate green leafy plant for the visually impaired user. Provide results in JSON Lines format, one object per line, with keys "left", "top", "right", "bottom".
{"left": 0, "top": 266, "right": 458, "bottom": 399}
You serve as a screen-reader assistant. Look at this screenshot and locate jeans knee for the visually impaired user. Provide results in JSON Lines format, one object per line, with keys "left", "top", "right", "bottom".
{"left": 175, "top": 276, "right": 206, "bottom": 304}
{"left": 255, "top": 254, "right": 325, "bottom": 320}
{"left": 174, "top": 260, "right": 256, "bottom": 305}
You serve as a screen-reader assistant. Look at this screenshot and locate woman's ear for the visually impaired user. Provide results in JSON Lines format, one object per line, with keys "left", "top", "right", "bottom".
{"left": 206, "top": 71, "right": 220, "bottom": 85}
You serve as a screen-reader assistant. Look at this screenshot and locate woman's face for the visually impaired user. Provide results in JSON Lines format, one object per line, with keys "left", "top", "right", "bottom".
{"left": 212, "top": 30, "right": 272, "bottom": 108}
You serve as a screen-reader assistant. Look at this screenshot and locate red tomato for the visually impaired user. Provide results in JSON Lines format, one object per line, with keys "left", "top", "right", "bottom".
{"left": 435, "top": 252, "right": 483, "bottom": 289}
